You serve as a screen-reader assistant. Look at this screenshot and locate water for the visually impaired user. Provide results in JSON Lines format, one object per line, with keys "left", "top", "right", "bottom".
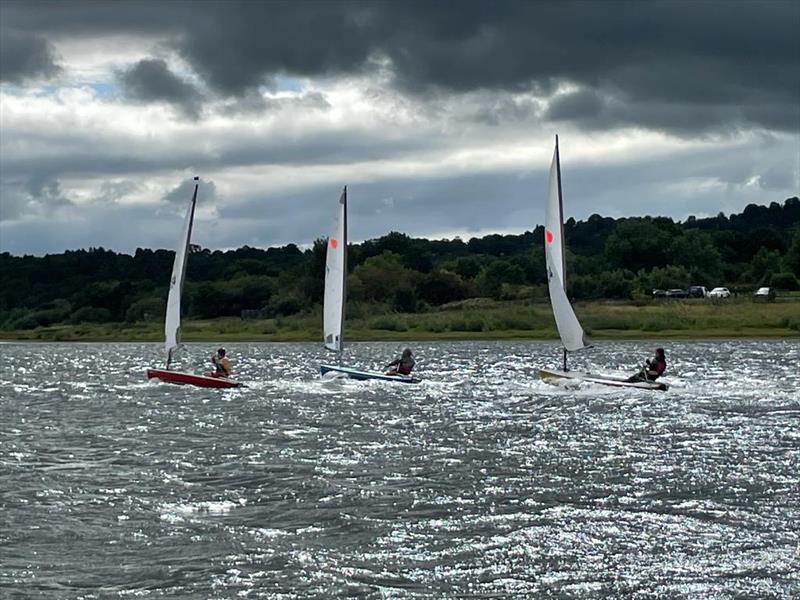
{"left": 2, "top": 340, "right": 798, "bottom": 599}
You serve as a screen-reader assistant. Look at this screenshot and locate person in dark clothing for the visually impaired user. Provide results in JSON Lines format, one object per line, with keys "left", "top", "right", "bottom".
{"left": 627, "top": 348, "right": 666, "bottom": 382}
{"left": 385, "top": 348, "right": 415, "bottom": 376}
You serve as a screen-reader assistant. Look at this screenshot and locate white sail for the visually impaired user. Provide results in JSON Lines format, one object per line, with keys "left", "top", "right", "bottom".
{"left": 545, "top": 137, "right": 588, "bottom": 353}
{"left": 323, "top": 187, "right": 347, "bottom": 352}
{"left": 164, "top": 178, "right": 198, "bottom": 361}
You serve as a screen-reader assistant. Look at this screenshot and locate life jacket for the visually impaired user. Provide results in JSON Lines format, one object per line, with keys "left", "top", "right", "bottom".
{"left": 398, "top": 357, "right": 415, "bottom": 375}
{"left": 651, "top": 357, "right": 666, "bottom": 377}
{"left": 215, "top": 357, "right": 232, "bottom": 376}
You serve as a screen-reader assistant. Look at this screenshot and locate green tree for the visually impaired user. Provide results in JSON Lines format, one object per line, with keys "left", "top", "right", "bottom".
{"left": 605, "top": 218, "right": 677, "bottom": 272}
{"left": 454, "top": 256, "right": 480, "bottom": 279}
{"left": 476, "top": 261, "right": 525, "bottom": 299}
{"left": 635, "top": 265, "right": 691, "bottom": 292}
{"left": 745, "top": 248, "right": 782, "bottom": 285}
{"left": 352, "top": 251, "right": 417, "bottom": 302}
{"left": 187, "top": 282, "right": 226, "bottom": 319}
{"left": 784, "top": 227, "right": 800, "bottom": 277}
{"left": 392, "top": 285, "right": 418, "bottom": 312}
{"left": 266, "top": 292, "right": 303, "bottom": 317}
{"left": 668, "top": 230, "right": 723, "bottom": 283}
{"left": 125, "top": 297, "right": 164, "bottom": 322}
{"left": 418, "top": 271, "right": 468, "bottom": 305}
{"left": 771, "top": 272, "right": 799, "bottom": 291}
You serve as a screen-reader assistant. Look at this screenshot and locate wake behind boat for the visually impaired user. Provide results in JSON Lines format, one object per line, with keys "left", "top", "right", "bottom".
{"left": 320, "top": 364, "right": 420, "bottom": 383}
{"left": 144, "top": 177, "right": 243, "bottom": 389}
{"left": 538, "top": 138, "right": 667, "bottom": 392}
{"left": 539, "top": 368, "right": 669, "bottom": 391}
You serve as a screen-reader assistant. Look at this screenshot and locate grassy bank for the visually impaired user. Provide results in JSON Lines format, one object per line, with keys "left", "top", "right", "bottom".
{"left": 2, "top": 297, "right": 798, "bottom": 342}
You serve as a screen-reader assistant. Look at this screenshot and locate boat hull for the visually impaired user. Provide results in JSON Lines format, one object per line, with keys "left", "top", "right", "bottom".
{"left": 146, "top": 369, "right": 242, "bottom": 389}
{"left": 539, "top": 368, "right": 668, "bottom": 391}
{"left": 320, "top": 364, "right": 420, "bottom": 384}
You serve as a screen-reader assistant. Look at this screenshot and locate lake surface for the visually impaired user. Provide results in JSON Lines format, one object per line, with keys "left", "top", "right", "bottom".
{"left": 2, "top": 340, "right": 799, "bottom": 599}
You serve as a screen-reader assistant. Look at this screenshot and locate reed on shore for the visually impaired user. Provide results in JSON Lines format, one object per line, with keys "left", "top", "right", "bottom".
{"left": 2, "top": 296, "right": 798, "bottom": 342}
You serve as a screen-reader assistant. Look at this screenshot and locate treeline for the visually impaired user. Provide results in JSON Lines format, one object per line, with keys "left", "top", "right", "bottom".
{"left": 2, "top": 198, "right": 799, "bottom": 330}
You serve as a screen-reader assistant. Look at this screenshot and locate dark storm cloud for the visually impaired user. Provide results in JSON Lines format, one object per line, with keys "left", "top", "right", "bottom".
{"left": 2, "top": 136, "right": 796, "bottom": 255}
{"left": 544, "top": 88, "right": 797, "bottom": 137}
{"left": 545, "top": 89, "right": 605, "bottom": 122}
{"left": 0, "top": 200, "right": 185, "bottom": 254}
{"left": 25, "top": 174, "right": 73, "bottom": 212}
{"left": 0, "top": 184, "right": 30, "bottom": 222}
{"left": 163, "top": 178, "right": 217, "bottom": 205}
{"left": 4, "top": 0, "right": 798, "bottom": 134}
{"left": 0, "top": 123, "right": 439, "bottom": 185}
{"left": 118, "top": 58, "right": 204, "bottom": 119}
{"left": 0, "top": 29, "right": 60, "bottom": 83}
{"left": 0, "top": 175, "right": 72, "bottom": 223}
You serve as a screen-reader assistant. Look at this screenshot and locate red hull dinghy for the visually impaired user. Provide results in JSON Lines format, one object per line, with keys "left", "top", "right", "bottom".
{"left": 145, "top": 177, "right": 244, "bottom": 390}
{"left": 146, "top": 369, "right": 241, "bottom": 389}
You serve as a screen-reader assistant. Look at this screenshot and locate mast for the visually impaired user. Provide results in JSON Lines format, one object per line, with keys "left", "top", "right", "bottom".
{"left": 555, "top": 136, "right": 567, "bottom": 371}
{"left": 554, "top": 135, "right": 567, "bottom": 294}
{"left": 340, "top": 186, "right": 347, "bottom": 358}
{"left": 165, "top": 176, "right": 199, "bottom": 369}
{"left": 544, "top": 136, "right": 588, "bottom": 368}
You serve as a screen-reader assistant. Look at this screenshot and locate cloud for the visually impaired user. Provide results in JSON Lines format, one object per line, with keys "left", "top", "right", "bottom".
{"left": 118, "top": 58, "right": 203, "bottom": 118}
{"left": 163, "top": 177, "right": 217, "bottom": 206}
{"left": 26, "top": 173, "right": 71, "bottom": 203}
{"left": 3, "top": 1, "right": 797, "bottom": 134}
{"left": 545, "top": 89, "right": 605, "bottom": 123}
{"left": 0, "top": 80, "right": 449, "bottom": 188}
{"left": 0, "top": 174, "right": 72, "bottom": 224}
{"left": 0, "top": 183, "right": 31, "bottom": 222}
{"left": 1, "top": 1, "right": 798, "bottom": 255}
{"left": 0, "top": 29, "right": 61, "bottom": 83}
{"left": 95, "top": 179, "right": 141, "bottom": 203}
{"left": 220, "top": 90, "right": 330, "bottom": 116}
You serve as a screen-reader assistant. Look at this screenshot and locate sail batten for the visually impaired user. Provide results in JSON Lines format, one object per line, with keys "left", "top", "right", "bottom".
{"left": 544, "top": 137, "right": 589, "bottom": 354}
{"left": 164, "top": 180, "right": 198, "bottom": 360}
{"left": 323, "top": 187, "right": 347, "bottom": 352}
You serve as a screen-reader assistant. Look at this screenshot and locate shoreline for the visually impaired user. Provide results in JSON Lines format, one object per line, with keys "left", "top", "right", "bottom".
{"left": 1, "top": 329, "right": 797, "bottom": 343}
{"left": 3, "top": 297, "right": 798, "bottom": 342}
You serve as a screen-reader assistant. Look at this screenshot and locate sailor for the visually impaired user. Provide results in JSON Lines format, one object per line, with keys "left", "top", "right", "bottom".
{"left": 627, "top": 347, "right": 666, "bottom": 382}
{"left": 211, "top": 347, "right": 232, "bottom": 377}
{"left": 385, "top": 348, "right": 415, "bottom": 376}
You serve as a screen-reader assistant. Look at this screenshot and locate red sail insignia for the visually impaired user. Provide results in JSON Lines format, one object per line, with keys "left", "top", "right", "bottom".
{"left": 545, "top": 229, "right": 554, "bottom": 244}
{"left": 330, "top": 238, "right": 338, "bottom": 249}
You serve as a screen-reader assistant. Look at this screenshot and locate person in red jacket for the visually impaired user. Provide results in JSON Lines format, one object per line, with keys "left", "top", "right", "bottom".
{"left": 627, "top": 348, "right": 666, "bottom": 382}
{"left": 385, "top": 348, "right": 415, "bottom": 376}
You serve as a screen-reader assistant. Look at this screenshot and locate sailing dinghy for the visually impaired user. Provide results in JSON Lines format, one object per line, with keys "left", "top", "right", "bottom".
{"left": 319, "top": 187, "right": 420, "bottom": 384}
{"left": 537, "top": 138, "right": 668, "bottom": 392}
{"left": 146, "top": 177, "right": 242, "bottom": 389}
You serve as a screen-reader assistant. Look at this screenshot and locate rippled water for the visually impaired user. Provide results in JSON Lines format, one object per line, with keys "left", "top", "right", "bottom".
{"left": 2, "top": 340, "right": 799, "bottom": 599}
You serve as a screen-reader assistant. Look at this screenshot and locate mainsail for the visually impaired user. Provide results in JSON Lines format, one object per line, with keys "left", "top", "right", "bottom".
{"left": 323, "top": 187, "right": 347, "bottom": 352}
{"left": 545, "top": 137, "right": 588, "bottom": 354}
{"left": 164, "top": 178, "right": 198, "bottom": 365}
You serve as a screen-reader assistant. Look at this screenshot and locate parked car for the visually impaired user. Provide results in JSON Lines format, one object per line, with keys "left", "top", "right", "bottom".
{"left": 666, "top": 288, "right": 688, "bottom": 298}
{"left": 708, "top": 287, "right": 731, "bottom": 298}
{"left": 687, "top": 286, "right": 708, "bottom": 298}
{"left": 652, "top": 289, "right": 667, "bottom": 298}
{"left": 754, "top": 287, "right": 775, "bottom": 301}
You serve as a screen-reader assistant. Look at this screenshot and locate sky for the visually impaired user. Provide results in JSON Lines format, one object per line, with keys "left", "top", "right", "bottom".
{"left": 0, "top": 0, "right": 798, "bottom": 256}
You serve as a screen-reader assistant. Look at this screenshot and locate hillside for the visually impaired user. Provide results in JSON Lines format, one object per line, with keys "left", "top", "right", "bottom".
{"left": 1, "top": 198, "right": 798, "bottom": 335}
